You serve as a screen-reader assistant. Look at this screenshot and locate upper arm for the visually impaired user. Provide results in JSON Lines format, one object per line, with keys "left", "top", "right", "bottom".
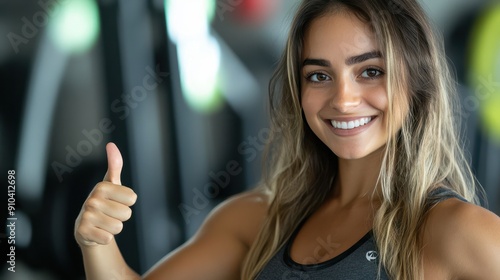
{"left": 423, "top": 199, "right": 500, "bottom": 280}
{"left": 142, "top": 191, "right": 268, "bottom": 280}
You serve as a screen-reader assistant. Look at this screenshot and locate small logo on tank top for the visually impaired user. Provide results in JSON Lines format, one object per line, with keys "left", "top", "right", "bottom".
{"left": 366, "top": 250, "right": 378, "bottom": 262}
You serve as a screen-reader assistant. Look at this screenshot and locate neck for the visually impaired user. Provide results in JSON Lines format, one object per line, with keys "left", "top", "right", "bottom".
{"left": 332, "top": 147, "right": 385, "bottom": 206}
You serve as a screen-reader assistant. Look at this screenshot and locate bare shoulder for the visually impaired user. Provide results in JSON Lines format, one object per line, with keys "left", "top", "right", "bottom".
{"left": 423, "top": 198, "right": 500, "bottom": 279}
{"left": 143, "top": 190, "right": 270, "bottom": 280}
{"left": 200, "top": 189, "right": 270, "bottom": 246}
{"left": 211, "top": 189, "right": 270, "bottom": 215}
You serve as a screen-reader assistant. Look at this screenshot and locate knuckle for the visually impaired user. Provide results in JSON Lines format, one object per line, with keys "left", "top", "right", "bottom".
{"left": 81, "top": 211, "right": 94, "bottom": 222}
{"left": 114, "top": 222, "right": 124, "bottom": 234}
{"left": 75, "top": 225, "right": 84, "bottom": 236}
{"left": 93, "top": 182, "right": 109, "bottom": 195}
{"left": 78, "top": 226, "right": 93, "bottom": 240}
{"left": 94, "top": 182, "right": 105, "bottom": 191}
{"left": 130, "top": 191, "right": 138, "bottom": 203}
{"left": 101, "top": 232, "right": 113, "bottom": 244}
{"left": 123, "top": 208, "right": 133, "bottom": 221}
{"left": 128, "top": 192, "right": 138, "bottom": 205}
{"left": 85, "top": 197, "right": 101, "bottom": 209}
{"left": 110, "top": 220, "right": 123, "bottom": 234}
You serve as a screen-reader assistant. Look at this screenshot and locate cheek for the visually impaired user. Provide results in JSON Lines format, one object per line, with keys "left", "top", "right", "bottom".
{"left": 374, "top": 88, "right": 409, "bottom": 134}
{"left": 301, "top": 91, "right": 322, "bottom": 123}
{"left": 301, "top": 91, "right": 322, "bottom": 134}
{"left": 301, "top": 91, "right": 313, "bottom": 117}
{"left": 368, "top": 86, "right": 389, "bottom": 113}
{"left": 301, "top": 86, "right": 330, "bottom": 110}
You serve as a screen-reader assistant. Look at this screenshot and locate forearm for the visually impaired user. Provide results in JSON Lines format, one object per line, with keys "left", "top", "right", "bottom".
{"left": 80, "top": 238, "right": 141, "bottom": 280}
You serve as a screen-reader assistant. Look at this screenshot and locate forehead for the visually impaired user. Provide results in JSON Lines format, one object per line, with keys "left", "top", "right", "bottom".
{"left": 302, "top": 12, "right": 378, "bottom": 59}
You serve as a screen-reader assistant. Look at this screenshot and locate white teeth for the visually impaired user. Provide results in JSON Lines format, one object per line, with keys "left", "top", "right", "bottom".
{"left": 330, "top": 117, "right": 372, "bottom": 130}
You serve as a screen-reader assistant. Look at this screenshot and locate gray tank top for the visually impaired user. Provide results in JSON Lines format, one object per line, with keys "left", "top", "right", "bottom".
{"left": 256, "top": 188, "right": 466, "bottom": 279}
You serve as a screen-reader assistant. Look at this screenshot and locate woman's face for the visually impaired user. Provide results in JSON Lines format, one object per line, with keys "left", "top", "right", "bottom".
{"left": 301, "top": 12, "right": 389, "bottom": 160}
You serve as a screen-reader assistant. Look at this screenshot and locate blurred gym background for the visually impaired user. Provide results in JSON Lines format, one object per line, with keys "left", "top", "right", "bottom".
{"left": 0, "top": 0, "right": 499, "bottom": 279}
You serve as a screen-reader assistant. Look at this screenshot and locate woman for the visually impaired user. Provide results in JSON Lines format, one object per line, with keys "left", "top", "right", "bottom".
{"left": 74, "top": 0, "right": 500, "bottom": 279}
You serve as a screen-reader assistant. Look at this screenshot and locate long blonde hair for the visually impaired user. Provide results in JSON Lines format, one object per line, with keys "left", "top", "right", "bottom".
{"left": 242, "top": 0, "right": 479, "bottom": 279}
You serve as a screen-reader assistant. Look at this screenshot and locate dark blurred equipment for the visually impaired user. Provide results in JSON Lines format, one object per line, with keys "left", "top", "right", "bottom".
{"left": 446, "top": 1, "right": 500, "bottom": 213}
{"left": 1, "top": 0, "right": 267, "bottom": 278}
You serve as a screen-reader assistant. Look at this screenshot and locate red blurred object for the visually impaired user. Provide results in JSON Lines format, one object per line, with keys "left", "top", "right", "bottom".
{"left": 228, "top": 0, "right": 281, "bottom": 24}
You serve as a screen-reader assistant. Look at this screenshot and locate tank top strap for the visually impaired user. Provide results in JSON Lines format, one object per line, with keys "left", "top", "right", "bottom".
{"left": 427, "top": 187, "right": 468, "bottom": 206}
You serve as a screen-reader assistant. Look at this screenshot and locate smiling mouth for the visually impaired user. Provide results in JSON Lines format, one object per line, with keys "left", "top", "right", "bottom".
{"left": 330, "top": 117, "right": 375, "bottom": 130}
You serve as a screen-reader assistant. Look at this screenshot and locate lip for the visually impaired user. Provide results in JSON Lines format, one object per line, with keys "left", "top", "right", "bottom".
{"left": 324, "top": 115, "right": 377, "bottom": 137}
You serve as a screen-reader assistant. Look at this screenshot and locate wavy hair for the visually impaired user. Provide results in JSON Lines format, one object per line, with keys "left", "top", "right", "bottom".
{"left": 242, "top": 0, "right": 479, "bottom": 279}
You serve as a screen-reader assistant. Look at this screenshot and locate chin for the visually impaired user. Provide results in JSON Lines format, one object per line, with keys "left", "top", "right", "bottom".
{"left": 330, "top": 144, "right": 385, "bottom": 161}
{"left": 333, "top": 151, "right": 369, "bottom": 160}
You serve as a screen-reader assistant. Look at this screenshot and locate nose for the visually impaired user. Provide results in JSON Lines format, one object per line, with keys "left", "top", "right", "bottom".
{"left": 329, "top": 77, "right": 361, "bottom": 113}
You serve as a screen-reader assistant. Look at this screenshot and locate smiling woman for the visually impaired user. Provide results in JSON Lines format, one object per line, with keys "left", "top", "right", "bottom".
{"left": 243, "top": 0, "right": 500, "bottom": 279}
{"left": 301, "top": 13, "right": 389, "bottom": 159}
{"left": 73, "top": 0, "right": 500, "bottom": 279}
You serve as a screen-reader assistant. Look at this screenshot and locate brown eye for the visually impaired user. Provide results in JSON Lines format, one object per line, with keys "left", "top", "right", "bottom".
{"left": 309, "top": 73, "right": 330, "bottom": 82}
{"left": 361, "top": 68, "right": 383, "bottom": 79}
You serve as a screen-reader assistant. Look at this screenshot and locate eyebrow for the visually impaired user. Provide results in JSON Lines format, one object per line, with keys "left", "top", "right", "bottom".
{"left": 302, "top": 50, "right": 382, "bottom": 68}
{"left": 345, "top": 50, "right": 382, "bottom": 65}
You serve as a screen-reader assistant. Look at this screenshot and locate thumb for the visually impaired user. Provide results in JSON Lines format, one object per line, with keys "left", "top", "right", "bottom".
{"left": 103, "top": 142, "right": 123, "bottom": 185}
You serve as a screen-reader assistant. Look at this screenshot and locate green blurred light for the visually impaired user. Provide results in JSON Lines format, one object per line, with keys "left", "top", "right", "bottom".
{"left": 49, "top": 0, "right": 100, "bottom": 54}
{"left": 176, "top": 37, "right": 223, "bottom": 114}
{"left": 483, "top": 97, "right": 500, "bottom": 139}
{"left": 207, "top": 0, "right": 216, "bottom": 22}
{"left": 182, "top": 74, "right": 224, "bottom": 113}
{"left": 469, "top": 4, "right": 500, "bottom": 141}
{"left": 165, "top": 0, "right": 222, "bottom": 113}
